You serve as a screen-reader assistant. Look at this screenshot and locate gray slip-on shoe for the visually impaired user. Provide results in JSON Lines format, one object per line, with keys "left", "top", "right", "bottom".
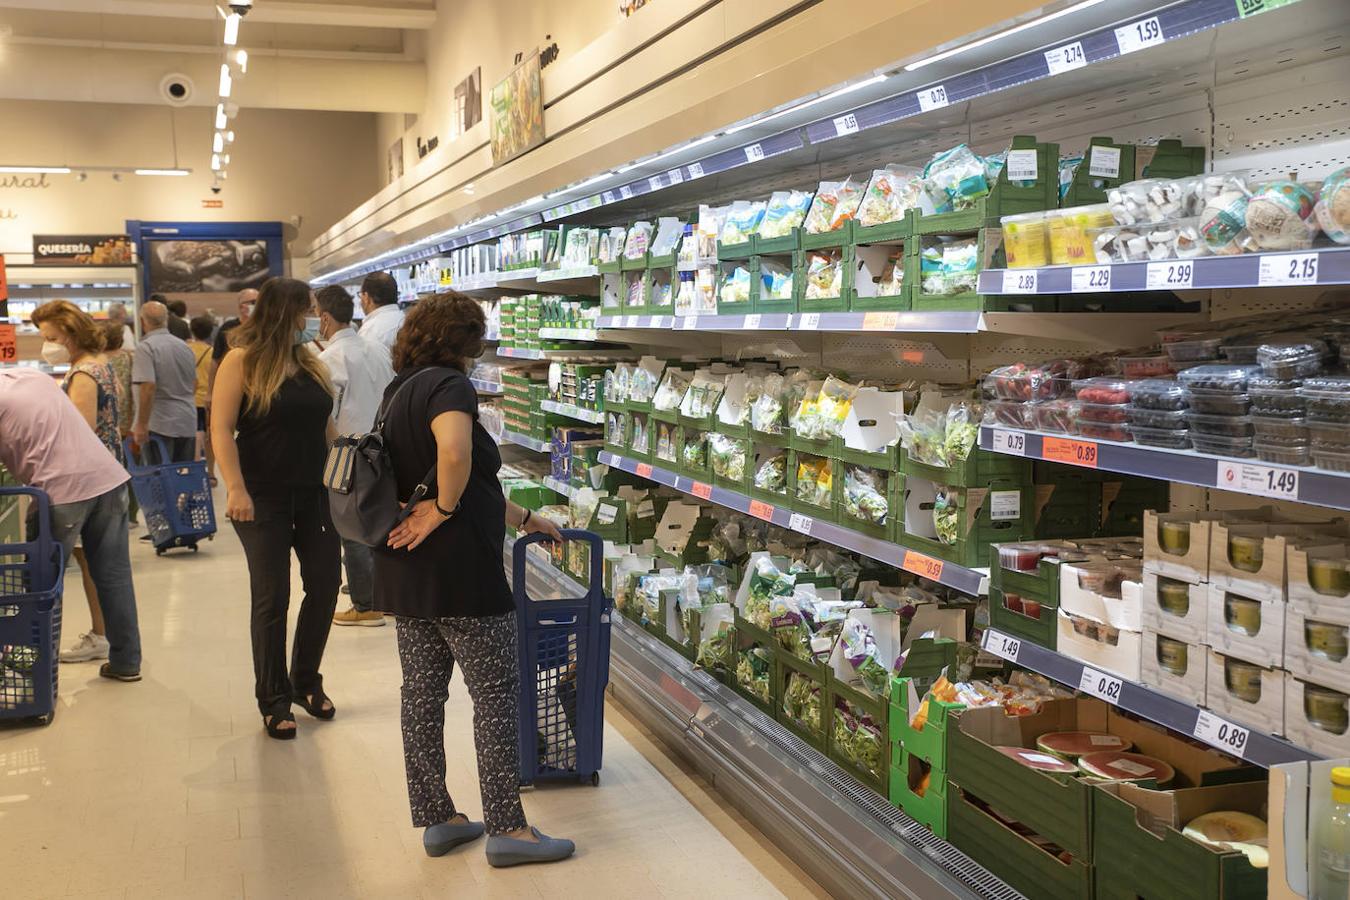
{"left": 423, "top": 820, "right": 486, "bottom": 857}
{"left": 485, "top": 827, "right": 576, "bottom": 868}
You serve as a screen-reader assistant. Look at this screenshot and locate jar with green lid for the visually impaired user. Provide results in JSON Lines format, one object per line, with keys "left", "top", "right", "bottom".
{"left": 1156, "top": 578, "right": 1191, "bottom": 617}
{"left": 1224, "top": 593, "right": 1262, "bottom": 636}
{"left": 1306, "top": 620, "right": 1349, "bottom": 662}
{"left": 1308, "top": 557, "right": 1350, "bottom": 596}
{"left": 1225, "top": 658, "right": 1264, "bottom": 703}
{"left": 1159, "top": 520, "right": 1191, "bottom": 555}
{"left": 1305, "top": 683, "right": 1350, "bottom": 735}
{"left": 1228, "top": 534, "right": 1265, "bottom": 573}
{"left": 1156, "top": 636, "right": 1189, "bottom": 676}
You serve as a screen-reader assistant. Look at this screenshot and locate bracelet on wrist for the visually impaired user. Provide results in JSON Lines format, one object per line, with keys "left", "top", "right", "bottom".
{"left": 521, "top": 509, "right": 533, "bottom": 530}
{"left": 435, "top": 500, "right": 455, "bottom": 517}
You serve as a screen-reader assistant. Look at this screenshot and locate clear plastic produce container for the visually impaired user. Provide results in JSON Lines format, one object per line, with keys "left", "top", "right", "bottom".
{"left": 1072, "top": 377, "right": 1138, "bottom": 406}
{"left": 1308, "top": 421, "right": 1350, "bottom": 451}
{"left": 1255, "top": 440, "right": 1312, "bottom": 466}
{"left": 1313, "top": 447, "right": 1350, "bottom": 472}
{"left": 1164, "top": 336, "right": 1223, "bottom": 363}
{"left": 988, "top": 399, "right": 1034, "bottom": 429}
{"left": 1190, "top": 432, "right": 1256, "bottom": 458}
{"left": 1118, "top": 354, "right": 1175, "bottom": 378}
{"left": 1030, "top": 399, "right": 1080, "bottom": 434}
{"left": 1078, "top": 421, "right": 1132, "bottom": 442}
{"left": 1127, "top": 407, "right": 1188, "bottom": 430}
{"left": 1127, "top": 379, "right": 1189, "bottom": 411}
{"left": 1001, "top": 211, "right": 1050, "bottom": 269}
{"left": 1186, "top": 412, "right": 1255, "bottom": 437}
{"left": 1050, "top": 205, "right": 1114, "bottom": 266}
{"left": 1129, "top": 425, "right": 1192, "bottom": 450}
{"left": 1299, "top": 376, "right": 1350, "bottom": 423}
{"left": 1258, "top": 338, "right": 1329, "bottom": 379}
{"left": 1177, "top": 364, "right": 1263, "bottom": 394}
{"left": 1251, "top": 416, "right": 1309, "bottom": 441}
{"left": 1249, "top": 375, "right": 1305, "bottom": 417}
{"left": 1185, "top": 392, "right": 1252, "bottom": 416}
{"left": 1079, "top": 402, "right": 1131, "bottom": 424}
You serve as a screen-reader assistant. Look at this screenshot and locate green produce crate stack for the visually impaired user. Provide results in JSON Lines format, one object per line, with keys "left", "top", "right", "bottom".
{"left": 714, "top": 259, "right": 754, "bottom": 315}
{"left": 797, "top": 226, "right": 853, "bottom": 313}
{"left": 787, "top": 450, "right": 840, "bottom": 525}
{"left": 1060, "top": 137, "right": 1204, "bottom": 209}
{"left": 897, "top": 478, "right": 1032, "bottom": 568}
{"left": 888, "top": 674, "right": 964, "bottom": 838}
{"left": 988, "top": 585, "right": 1058, "bottom": 651}
{"left": 848, "top": 221, "right": 911, "bottom": 312}
{"left": 777, "top": 649, "right": 832, "bottom": 752}
{"left": 747, "top": 444, "right": 791, "bottom": 506}
{"left": 902, "top": 446, "right": 1030, "bottom": 489}
{"left": 834, "top": 460, "right": 900, "bottom": 542}
{"left": 730, "top": 628, "right": 779, "bottom": 718}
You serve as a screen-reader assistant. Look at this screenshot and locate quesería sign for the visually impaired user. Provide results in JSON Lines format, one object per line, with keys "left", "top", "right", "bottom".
{"left": 32, "top": 234, "right": 133, "bottom": 266}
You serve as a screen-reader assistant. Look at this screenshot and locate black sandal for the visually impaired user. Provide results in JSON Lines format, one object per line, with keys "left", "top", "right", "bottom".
{"left": 294, "top": 691, "right": 336, "bottom": 721}
{"left": 263, "top": 711, "right": 297, "bottom": 740}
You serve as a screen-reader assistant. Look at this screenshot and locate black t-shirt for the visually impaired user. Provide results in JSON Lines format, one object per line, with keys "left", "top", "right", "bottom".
{"left": 213, "top": 318, "right": 241, "bottom": 361}
{"left": 168, "top": 314, "right": 190, "bottom": 341}
{"left": 372, "top": 366, "right": 512, "bottom": 619}
{"left": 236, "top": 370, "right": 333, "bottom": 492}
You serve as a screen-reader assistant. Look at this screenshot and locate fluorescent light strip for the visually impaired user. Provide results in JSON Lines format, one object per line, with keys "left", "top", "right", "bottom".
{"left": 723, "top": 74, "right": 888, "bottom": 135}
{"left": 215, "top": 104, "right": 228, "bottom": 130}
{"left": 615, "top": 134, "right": 718, "bottom": 174}
{"left": 0, "top": 166, "right": 72, "bottom": 174}
{"left": 904, "top": 0, "right": 1107, "bottom": 71}
{"left": 134, "top": 168, "right": 191, "bottom": 176}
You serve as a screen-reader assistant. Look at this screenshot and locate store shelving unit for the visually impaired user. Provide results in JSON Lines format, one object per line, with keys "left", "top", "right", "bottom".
{"left": 598, "top": 450, "right": 987, "bottom": 596}
{"left": 501, "top": 430, "right": 549, "bottom": 453}
{"left": 541, "top": 476, "right": 577, "bottom": 498}
{"left": 537, "top": 327, "right": 600, "bottom": 341}
{"left": 469, "top": 377, "right": 503, "bottom": 394}
{"left": 538, "top": 399, "right": 605, "bottom": 425}
{"left": 496, "top": 347, "right": 546, "bottom": 360}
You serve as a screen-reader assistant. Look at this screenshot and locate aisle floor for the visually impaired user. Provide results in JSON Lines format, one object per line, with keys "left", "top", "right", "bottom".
{"left": 0, "top": 504, "right": 827, "bottom": 900}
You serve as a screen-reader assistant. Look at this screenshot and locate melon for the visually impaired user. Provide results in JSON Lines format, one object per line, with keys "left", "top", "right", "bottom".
{"left": 1035, "top": 731, "right": 1131, "bottom": 759}
{"left": 1183, "top": 811, "right": 1269, "bottom": 868}
{"left": 1077, "top": 751, "right": 1175, "bottom": 787}
{"left": 995, "top": 746, "right": 1079, "bottom": 773}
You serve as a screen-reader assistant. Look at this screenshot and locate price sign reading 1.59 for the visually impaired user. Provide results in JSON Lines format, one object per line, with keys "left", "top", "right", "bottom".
{"left": 687, "top": 162, "right": 705, "bottom": 179}
{"left": 1079, "top": 666, "right": 1123, "bottom": 705}
{"left": 982, "top": 628, "right": 1022, "bottom": 663}
{"left": 917, "top": 85, "right": 949, "bottom": 112}
{"left": 1115, "top": 16, "right": 1164, "bottom": 55}
{"left": 666, "top": 169, "right": 684, "bottom": 185}
{"left": 1193, "top": 711, "right": 1251, "bottom": 758}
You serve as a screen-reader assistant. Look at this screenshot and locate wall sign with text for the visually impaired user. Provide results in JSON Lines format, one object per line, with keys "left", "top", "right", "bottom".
{"left": 32, "top": 235, "right": 133, "bottom": 266}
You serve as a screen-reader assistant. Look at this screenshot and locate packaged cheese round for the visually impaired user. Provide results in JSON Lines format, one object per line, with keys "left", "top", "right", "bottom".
{"left": 1244, "top": 180, "right": 1319, "bottom": 251}
{"left": 1077, "top": 751, "right": 1175, "bottom": 786}
{"left": 1035, "top": 731, "right": 1131, "bottom": 759}
{"left": 1316, "top": 167, "right": 1350, "bottom": 245}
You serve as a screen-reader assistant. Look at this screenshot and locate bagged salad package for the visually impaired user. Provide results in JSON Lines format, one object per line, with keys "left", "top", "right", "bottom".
{"left": 744, "top": 555, "right": 796, "bottom": 631}
{"left": 652, "top": 368, "right": 692, "bottom": 411}
{"left": 898, "top": 402, "right": 978, "bottom": 468}
{"left": 794, "top": 375, "right": 861, "bottom": 440}
{"left": 803, "top": 176, "right": 865, "bottom": 234}
{"left": 843, "top": 465, "right": 889, "bottom": 525}
{"left": 759, "top": 190, "right": 814, "bottom": 239}
{"left": 720, "top": 201, "right": 767, "bottom": 246}
{"left": 857, "top": 167, "right": 925, "bottom": 227}
{"left": 804, "top": 250, "right": 844, "bottom": 300}
{"left": 719, "top": 265, "right": 752, "bottom": 305}
{"left": 923, "top": 144, "right": 991, "bottom": 213}
{"left": 623, "top": 221, "right": 654, "bottom": 259}
{"left": 709, "top": 433, "right": 749, "bottom": 481}
{"left": 754, "top": 452, "right": 787, "bottom": 492}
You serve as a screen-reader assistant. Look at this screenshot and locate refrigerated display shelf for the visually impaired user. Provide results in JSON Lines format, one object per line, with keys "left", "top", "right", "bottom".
{"left": 470, "top": 377, "right": 503, "bottom": 394}
{"left": 538, "top": 327, "right": 599, "bottom": 341}
{"left": 501, "top": 430, "right": 550, "bottom": 452}
{"left": 978, "top": 425, "right": 1350, "bottom": 511}
{"left": 540, "top": 399, "right": 605, "bottom": 424}
{"left": 978, "top": 627, "right": 1319, "bottom": 768}
{"left": 496, "top": 347, "right": 546, "bottom": 359}
{"left": 597, "top": 450, "right": 987, "bottom": 596}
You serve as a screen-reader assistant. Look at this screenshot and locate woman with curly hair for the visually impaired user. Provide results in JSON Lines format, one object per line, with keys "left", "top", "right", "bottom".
{"left": 212, "top": 276, "right": 340, "bottom": 739}
{"left": 375, "top": 291, "right": 574, "bottom": 868}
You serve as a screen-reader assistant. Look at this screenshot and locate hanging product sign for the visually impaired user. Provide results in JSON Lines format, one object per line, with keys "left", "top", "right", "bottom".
{"left": 489, "top": 52, "right": 545, "bottom": 166}
{"left": 31, "top": 234, "right": 133, "bottom": 266}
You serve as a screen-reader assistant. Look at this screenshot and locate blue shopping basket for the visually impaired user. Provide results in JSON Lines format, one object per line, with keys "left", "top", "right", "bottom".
{"left": 0, "top": 488, "right": 64, "bottom": 726}
{"left": 513, "top": 529, "right": 612, "bottom": 787}
{"left": 123, "top": 438, "right": 217, "bottom": 555}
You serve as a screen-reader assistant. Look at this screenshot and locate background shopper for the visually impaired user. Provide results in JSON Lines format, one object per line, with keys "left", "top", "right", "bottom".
{"left": 107, "top": 302, "right": 136, "bottom": 352}
{"left": 164, "top": 297, "right": 192, "bottom": 341}
{"left": 376, "top": 292, "right": 574, "bottom": 867}
{"left": 0, "top": 367, "right": 142, "bottom": 682}
{"left": 31, "top": 300, "right": 126, "bottom": 665}
{"left": 187, "top": 316, "right": 215, "bottom": 464}
{"left": 102, "top": 321, "right": 139, "bottom": 526}
{"left": 132, "top": 300, "right": 198, "bottom": 464}
{"left": 211, "top": 276, "right": 341, "bottom": 740}
{"left": 356, "top": 271, "right": 404, "bottom": 350}
{"left": 314, "top": 285, "right": 395, "bottom": 628}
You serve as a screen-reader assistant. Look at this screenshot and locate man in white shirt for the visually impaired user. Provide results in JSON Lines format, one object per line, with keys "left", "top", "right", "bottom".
{"left": 356, "top": 271, "right": 404, "bottom": 351}
{"left": 108, "top": 302, "right": 136, "bottom": 351}
{"left": 315, "top": 285, "right": 396, "bottom": 627}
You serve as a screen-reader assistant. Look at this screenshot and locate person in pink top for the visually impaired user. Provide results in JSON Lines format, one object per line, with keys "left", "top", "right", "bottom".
{"left": 0, "top": 367, "right": 143, "bottom": 681}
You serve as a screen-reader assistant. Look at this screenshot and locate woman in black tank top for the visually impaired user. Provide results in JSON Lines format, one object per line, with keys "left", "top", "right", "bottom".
{"left": 211, "top": 276, "right": 341, "bottom": 740}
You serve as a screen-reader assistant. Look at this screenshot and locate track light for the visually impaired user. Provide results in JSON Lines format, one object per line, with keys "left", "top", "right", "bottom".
{"left": 0, "top": 165, "right": 72, "bottom": 174}
{"left": 75, "top": 172, "right": 88, "bottom": 182}
{"left": 222, "top": 12, "right": 240, "bottom": 46}
{"left": 224, "top": 130, "right": 235, "bottom": 143}
{"left": 233, "top": 49, "right": 248, "bottom": 74}
{"left": 218, "top": 64, "right": 232, "bottom": 98}
{"left": 211, "top": 154, "right": 222, "bottom": 171}
{"left": 134, "top": 168, "right": 191, "bottom": 176}
{"left": 213, "top": 132, "right": 225, "bottom": 153}
{"left": 215, "top": 103, "right": 227, "bottom": 130}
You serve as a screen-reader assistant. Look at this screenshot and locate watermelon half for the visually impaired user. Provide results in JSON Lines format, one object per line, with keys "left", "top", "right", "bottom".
{"left": 1077, "top": 751, "right": 1175, "bottom": 786}
{"left": 1035, "top": 731, "right": 1131, "bottom": 759}
{"left": 995, "top": 746, "right": 1079, "bottom": 773}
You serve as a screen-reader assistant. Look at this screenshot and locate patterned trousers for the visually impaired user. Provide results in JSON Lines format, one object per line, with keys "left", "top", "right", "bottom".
{"left": 395, "top": 612, "right": 528, "bottom": 835}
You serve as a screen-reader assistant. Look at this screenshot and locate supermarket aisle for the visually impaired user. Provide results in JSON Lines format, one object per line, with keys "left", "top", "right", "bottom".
{"left": 0, "top": 504, "right": 826, "bottom": 900}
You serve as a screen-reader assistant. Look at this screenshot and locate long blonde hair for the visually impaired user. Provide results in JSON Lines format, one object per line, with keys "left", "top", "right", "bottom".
{"left": 231, "top": 276, "right": 331, "bottom": 415}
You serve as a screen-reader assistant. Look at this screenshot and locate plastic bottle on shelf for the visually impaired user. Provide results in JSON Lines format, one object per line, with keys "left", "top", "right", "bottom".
{"left": 1313, "top": 766, "right": 1350, "bottom": 899}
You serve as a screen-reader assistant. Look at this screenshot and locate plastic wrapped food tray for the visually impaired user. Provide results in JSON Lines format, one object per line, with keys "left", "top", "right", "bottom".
{"left": 1308, "top": 421, "right": 1350, "bottom": 451}
{"left": 1190, "top": 432, "right": 1255, "bottom": 458}
{"left": 1258, "top": 338, "right": 1329, "bottom": 379}
{"left": 1127, "top": 379, "right": 1188, "bottom": 411}
{"left": 1185, "top": 412, "right": 1254, "bottom": 437}
{"left": 1030, "top": 399, "right": 1079, "bottom": 434}
{"left": 1249, "top": 375, "right": 1305, "bottom": 417}
{"left": 1078, "top": 421, "right": 1132, "bottom": 442}
{"left": 988, "top": 399, "right": 1033, "bottom": 429}
{"left": 985, "top": 360, "right": 1083, "bottom": 402}
{"left": 998, "top": 543, "right": 1053, "bottom": 573}
{"left": 1313, "top": 447, "right": 1350, "bottom": 472}
{"left": 1127, "top": 407, "right": 1188, "bottom": 430}
{"left": 1299, "top": 376, "right": 1350, "bottom": 424}
{"left": 1164, "top": 337, "right": 1222, "bottom": 363}
{"left": 1255, "top": 440, "right": 1312, "bottom": 466}
{"left": 1079, "top": 402, "right": 1131, "bottom": 424}
{"left": 1129, "top": 425, "right": 1192, "bottom": 449}
{"left": 1251, "top": 416, "right": 1309, "bottom": 441}
{"left": 1177, "top": 364, "right": 1263, "bottom": 394}
{"left": 1118, "top": 354, "right": 1175, "bottom": 378}
{"left": 1185, "top": 392, "right": 1252, "bottom": 416}
{"left": 1072, "top": 377, "right": 1138, "bottom": 406}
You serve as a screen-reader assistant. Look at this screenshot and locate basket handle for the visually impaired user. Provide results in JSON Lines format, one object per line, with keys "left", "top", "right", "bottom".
{"left": 512, "top": 528, "right": 604, "bottom": 599}
{"left": 121, "top": 435, "right": 173, "bottom": 471}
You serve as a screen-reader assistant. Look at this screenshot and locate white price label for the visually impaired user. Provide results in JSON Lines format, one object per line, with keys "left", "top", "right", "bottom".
{"left": 1005, "top": 149, "right": 1039, "bottom": 182}
{"left": 687, "top": 162, "right": 705, "bottom": 179}
{"left": 742, "top": 314, "right": 762, "bottom": 329}
{"left": 982, "top": 628, "right": 1022, "bottom": 662}
{"left": 649, "top": 177, "right": 662, "bottom": 192}
{"left": 917, "top": 84, "right": 950, "bottom": 112}
{"left": 1002, "top": 270, "right": 1039, "bottom": 294}
{"left": 991, "top": 429, "right": 1026, "bottom": 456}
{"left": 833, "top": 113, "right": 860, "bottom": 137}
{"left": 619, "top": 185, "right": 633, "bottom": 200}
{"left": 1089, "top": 145, "right": 1123, "bottom": 179}
{"left": 602, "top": 192, "right": 616, "bottom": 204}
{"left": 1071, "top": 266, "right": 1112, "bottom": 293}
{"left": 1115, "top": 16, "right": 1164, "bottom": 55}
{"left": 788, "top": 513, "right": 814, "bottom": 535}
{"left": 679, "top": 316, "right": 697, "bottom": 330}
{"left": 990, "top": 490, "right": 1022, "bottom": 522}
{"left": 624, "top": 316, "right": 639, "bottom": 328}
{"left": 1146, "top": 259, "right": 1195, "bottom": 290}
{"left": 596, "top": 504, "right": 618, "bottom": 525}
{"left": 1193, "top": 711, "right": 1251, "bottom": 757}
{"left": 1044, "top": 41, "right": 1087, "bottom": 76}
{"left": 1078, "top": 666, "right": 1123, "bottom": 704}
{"left": 798, "top": 312, "right": 820, "bottom": 330}
{"left": 744, "top": 144, "right": 765, "bottom": 163}
{"left": 1217, "top": 461, "right": 1299, "bottom": 500}
{"left": 667, "top": 169, "right": 684, "bottom": 185}
{"left": 1258, "top": 252, "right": 1319, "bottom": 286}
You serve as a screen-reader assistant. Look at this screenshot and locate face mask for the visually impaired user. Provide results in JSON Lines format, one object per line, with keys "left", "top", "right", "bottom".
{"left": 41, "top": 341, "right": 71, "bottom": 366}
{"left": 294, "top": 317, "right": 321, "bottom": 345}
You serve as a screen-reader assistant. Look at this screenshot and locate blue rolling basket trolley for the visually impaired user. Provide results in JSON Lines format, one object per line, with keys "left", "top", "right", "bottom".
{"left": 512, "top": 529, "right": 612, "bottom": 787}
{"left": 0, "top": 488, "right": 65, "bottom": 726}
{"left": 123, "top": 438, "right": 217, "bottom": 555}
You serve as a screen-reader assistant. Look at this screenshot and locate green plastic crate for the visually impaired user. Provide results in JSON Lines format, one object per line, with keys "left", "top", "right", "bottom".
{"left": 1061, "top": 136, "right": 1138, "bottom": 208}
{"left": 988, "top": 586, "right": 1058, "bottom": 651}
{"left": 730, "top": 626, "right": 778, "bottom": 718}
{"left": 795, "top": 245, "right": 851, "bottom": 313}
{"left": 897, "top": 477, "right": 1032, "bottom": 568}
{"left": 835, "top": 460, "right": 899, "bottom": 542}
{"left": 890, "top": 675, "right": 964, "bottom": 769}
{"left": 847, "top": 234, "right": 911, "bottom": 312}
{"left": 750, "top": 229, "right": 801, "bottom": 256}
{"left": 747, "top": 443, "right": 791, "bottom": 507}
{"left": 777, "top": 649, "right": 832, "bottom": 752}
{"left": 710, "top": 433, "right": 752, "bottom": 492}
{"left": 675, "top": 427, "right": 713, "bottom": 481}
{"left": 787, "top": 450, "right": 839, "bottom": 523}
{"left": 753, "top": 254, "right": 798, "bottom": 315}
{"left": 716, "top": 239, "right": 754, "bottom": 262}
{"left": 915, "top": 136, "right": 1059, "bottom": 234}
{"left": 891, "top": 750, "right": 948, "bottom": 837}
{"left": 829, "top": 679, "right": 889, "bottom": 794}
{"left": 625, "top": 411, "right": 654, "bottom": 463}
{"left": 714, "top": 259, "right": 754, "bottom": 315}
{"left": 902, "top": 447, "right": 1031, "bottom": 489}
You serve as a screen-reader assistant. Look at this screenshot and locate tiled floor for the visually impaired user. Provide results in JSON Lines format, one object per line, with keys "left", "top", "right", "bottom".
{"left": 0, "top": 505, "right": 827, "bottom": 899}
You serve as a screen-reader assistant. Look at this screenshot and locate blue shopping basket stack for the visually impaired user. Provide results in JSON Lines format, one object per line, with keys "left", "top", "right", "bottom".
{"left": 0, "top": 488, "right": 64, "bottom": 726}
{"left": 124, "top": 438, "right": 216, "bottom": 555}
{"left": 512, "top": 529, "right": 612, "bottom": 787}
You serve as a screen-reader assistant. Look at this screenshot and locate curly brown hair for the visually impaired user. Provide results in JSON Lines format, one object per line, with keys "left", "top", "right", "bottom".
{"left": 392, "top": 292, "right": 485, "bottom": 373}
{"left": 31, "top": 300, "right": 105, "bottom": 354}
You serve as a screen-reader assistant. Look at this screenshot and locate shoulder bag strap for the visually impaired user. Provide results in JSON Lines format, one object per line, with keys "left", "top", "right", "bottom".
{"left": 388, "top": 367, "right": 463, "bottom": 518}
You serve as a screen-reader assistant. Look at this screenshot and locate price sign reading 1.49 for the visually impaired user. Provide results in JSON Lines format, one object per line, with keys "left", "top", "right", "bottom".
{"left": 981, "top": 628, "right": 1021, "bottom": 663}
{"left": 1217, "top": 461, "right": 1299, "bottom": 501}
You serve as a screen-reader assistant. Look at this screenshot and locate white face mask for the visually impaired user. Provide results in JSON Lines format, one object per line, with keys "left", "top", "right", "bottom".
{"left": 41, "top": 341, "right": 71, "bottom": 366}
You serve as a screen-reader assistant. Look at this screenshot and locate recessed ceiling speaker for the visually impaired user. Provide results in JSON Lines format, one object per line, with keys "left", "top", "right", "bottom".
{"left": 160, "top": 73, "right": 195, "bottom": 107}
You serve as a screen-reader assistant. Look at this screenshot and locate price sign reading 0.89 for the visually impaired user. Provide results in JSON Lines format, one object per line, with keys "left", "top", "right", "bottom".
{"left": 1193, "top": 711, "right": 1251, "bottom": 758}
{"left": 1043, "top": 437, "right": 1099, "bottom": 468}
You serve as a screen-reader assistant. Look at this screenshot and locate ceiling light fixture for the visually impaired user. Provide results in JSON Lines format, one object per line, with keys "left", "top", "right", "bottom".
{"left": 213, "top": 132, "right": 225, "bottom": 154}
{"left": 0, "top": 165, "right": 73, "bottom": 174}
{"left": 210, "top": 154, "right": 222, "bottom": 171}
{"left": 903, "top": 0, "right": 1108, "bottom": 71}
{"left": 224, "top": 130, "right": 235, "bottom": 143}
{"left": 222, "top": 12, "right": 240, "bottom": 46}
{"left": 134, "top": 168, "right": 191, "bottom": 176}
{"left": 215, "top": 103, "right": 228, "bottom": 130}
{"left": 218, "top": 64, "right": 232, "bottom": 98}
{"left": 232, "top": 49, "right": 248, "bottom": 74}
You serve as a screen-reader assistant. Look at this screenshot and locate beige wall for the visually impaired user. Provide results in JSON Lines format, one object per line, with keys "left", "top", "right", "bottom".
{"left": 0, "top": 99, "right": 381, "bottom": 273}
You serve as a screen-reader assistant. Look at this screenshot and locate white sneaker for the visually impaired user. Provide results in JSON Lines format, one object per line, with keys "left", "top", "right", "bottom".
{"left": 60, "top": 632, "right": 110, "bottom": 663}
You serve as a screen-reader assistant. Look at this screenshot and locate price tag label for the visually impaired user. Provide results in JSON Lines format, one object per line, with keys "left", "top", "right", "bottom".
{"left": 991, "top": 429, "right": 1027, "bottom": 456}
{"left": 635, "top": 463, "right": 653, "bottom": 479}
{"left": 798, "top": 312, "right": 820, "bottom": 330}
{"left": 667, "top": 169, "right": 684, "bottom": 185}
{"left": 648, "top": 177, "right": 662, "bottom": 192}
{"left": 982, "top": 628, "right": 1022, "bottom": 663}
{"left": 1258, "top": 252, "right": 1319, "bottom": 286}
{"left": 744, "top": 144, "right": 765, "bottom": 163}
{"left": 1146, "top": 259, "right": 1195, "bottom": 290}
{"left": 902, "top": 550, "right": 945, "bottom": 582}
{"left": 990, "top": 490, "right": 1022, "bottom": 521}
{"left": 1005, "top": 149, "right": 1039, "bottom": 182}
{"left": 1193, "top": 711, "right": 1251, "bottom": 758}
{"left": 1044, "top": 41, "right": 1087, "bottom": 76}
{"left": 788, "top": 513, "right": 814, "bottom": 535}
{"left": 862, "top": 311, "right": 899, "bottom": 330}
{"left": 619, "top": 186, "right": 633, "bottom": 200}
{"left": 691, "top": 481, "right": 713, "bottom": 500}
{"left": 917, "top": 84, "right": 949, "bottom": 112}
{"left": 1217, "top": 461, "right": 1299, "bottom": 500}
{"left": 833, "top": 113, "right": 859, "bottom": 137}
{"left": 1089, "top": 145, "right": 1123, "bottom": 179}
{"left": 748, "top": 500, "right": 775, "bottom": 521}
{"left": 742, "top": 314, "right": 762, "bottom": 329}
{"left": 1043, "top": 436, "right": 1099, "bottom": 468}
{"left": 687, "top": 162, "right": 705, "bottom": 179}
{"left": 602, "top": 191, "right": 616, "bottom": 204}
{"left": 1079, "top": 667, "right": 1123, "bottom": 704}
{"left": 679, "top": 316, "right": 697, "bottom": 330}
{"left": 1116, "top": 16, "right": 1164, "bottom": 55}
{"left": 1002, "top": 270, "right": 1039, "bottom": 294}
{"left": 1071, "top": 266, "right": 1112, "bottom": 293}
{"left": 0, "top": 323, "right": 15, "bottom": 363}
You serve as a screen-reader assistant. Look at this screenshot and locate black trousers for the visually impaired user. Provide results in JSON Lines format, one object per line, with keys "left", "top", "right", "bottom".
{"left": 231, "top": 486, "right": 342, "bottom": 715}
{"left": 148, "top": 432, "right": 196, "bottom": 464}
